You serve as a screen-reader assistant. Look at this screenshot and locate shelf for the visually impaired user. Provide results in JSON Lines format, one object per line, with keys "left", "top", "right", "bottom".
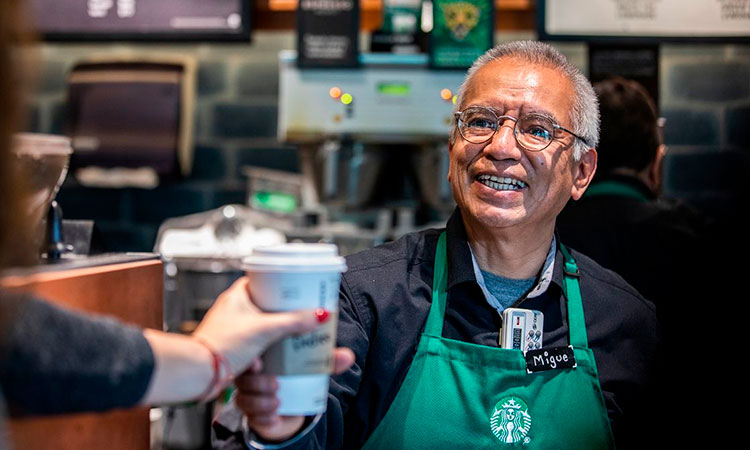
{"left": 262, "top": 0, "right": 532, "bottom": 10}
{"left": 254, "top": 0, "right": 535, "bottom": 31}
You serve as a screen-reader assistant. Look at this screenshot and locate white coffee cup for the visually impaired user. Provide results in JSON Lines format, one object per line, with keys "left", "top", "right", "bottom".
{"left": 242, "top": 243, "right": 346, "bottom": 416}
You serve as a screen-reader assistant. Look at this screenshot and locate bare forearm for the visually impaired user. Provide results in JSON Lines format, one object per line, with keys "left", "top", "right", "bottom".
{"left": 139, "top": 329, "right": 213, "bottom": 405}
{"left": 140, "top": 277, "right": 326, "bottom": 406}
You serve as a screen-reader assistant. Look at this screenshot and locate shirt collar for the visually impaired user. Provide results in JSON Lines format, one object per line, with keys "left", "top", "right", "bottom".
{"left": 445, "top": 208, "right": 476, "bottom": 289}
{"left": 524, "top": 235, "right": 556, "bottom": 298}
{"left": 444, "top": 207, "right": 560, "bottom": 297}
{"left": 468, "top": 235, "right": 556, "bottom": 312}
{"left": 549, "top": 234, "right": 568, "bottom": 290}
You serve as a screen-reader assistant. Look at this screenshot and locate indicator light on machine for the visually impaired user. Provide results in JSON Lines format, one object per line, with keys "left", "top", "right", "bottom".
{"left": 329, "top": 86, "right": 342, "bottom": 99}
{"left": 341, "top": 93, "right": 353, "bottom": 105}
{"left": 440, "top": 88, "right": 452, "bottom": 101}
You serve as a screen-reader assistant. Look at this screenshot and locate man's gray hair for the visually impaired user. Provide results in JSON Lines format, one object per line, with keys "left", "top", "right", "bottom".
{"left": 451, "top": 41, "right": 600, "bottom": 161}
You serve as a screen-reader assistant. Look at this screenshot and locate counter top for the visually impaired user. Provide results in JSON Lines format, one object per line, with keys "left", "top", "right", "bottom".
{"left": 0, "top": 252, "right": 160, "bottom": 279}
{"left": 3, "top": 251, "right": 162, "bottom": 450}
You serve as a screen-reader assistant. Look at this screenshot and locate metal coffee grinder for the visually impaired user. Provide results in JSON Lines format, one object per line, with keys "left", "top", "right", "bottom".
{"left": 10, "top": 132, "right": 85, "bottom": 261}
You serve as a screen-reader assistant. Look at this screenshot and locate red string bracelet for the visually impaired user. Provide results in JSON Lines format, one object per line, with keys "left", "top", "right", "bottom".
{"left": 194, "top": 337, "right": 234, "bottom": 403}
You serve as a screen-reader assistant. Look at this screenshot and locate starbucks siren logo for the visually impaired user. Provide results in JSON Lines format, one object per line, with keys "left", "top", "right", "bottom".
{"left": 490, "top": 396, "right": 532, "bottom": 445}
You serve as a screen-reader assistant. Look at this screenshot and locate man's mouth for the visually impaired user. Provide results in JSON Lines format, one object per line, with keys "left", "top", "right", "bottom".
{"left": 476, "top": 174, "right": 527, "bottom": 191}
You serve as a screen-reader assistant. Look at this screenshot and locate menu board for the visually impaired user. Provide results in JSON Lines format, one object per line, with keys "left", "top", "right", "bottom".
{"left": 29, "top": 0, "right": 250, "bottom": 42}
{"left": 539, "top": 0, "right": 750, "bottom": 41}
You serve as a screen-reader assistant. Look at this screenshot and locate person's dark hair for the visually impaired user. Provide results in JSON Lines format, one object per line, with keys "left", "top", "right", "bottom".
{"left": 594, "top": 77, "right": 661, "bottom": 177}
{"left": 0, "top": 0, "right": 35, "bottom": 269}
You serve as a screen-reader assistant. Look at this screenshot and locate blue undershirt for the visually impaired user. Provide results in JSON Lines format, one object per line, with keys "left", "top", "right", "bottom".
{"left": 479, "top": 270, "right": 536, "bottom": 311}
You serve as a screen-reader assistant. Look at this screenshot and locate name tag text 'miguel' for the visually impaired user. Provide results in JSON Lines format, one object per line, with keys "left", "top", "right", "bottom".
{"left": 525, "top": 346, "right": 577, "bottom": 374}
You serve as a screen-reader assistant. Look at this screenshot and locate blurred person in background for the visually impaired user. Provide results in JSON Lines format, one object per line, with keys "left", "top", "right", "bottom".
{"left": 556, "top": 76, "right": 716, "bottom": 448}
{"left": 0, "top": 2, "right": 355, "bottom": 449}
{"left": 557, "top": 77, "right": 711, "bottom": 343}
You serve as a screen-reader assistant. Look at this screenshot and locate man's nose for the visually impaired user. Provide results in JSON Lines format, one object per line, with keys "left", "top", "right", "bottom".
{"left": 483, "top": 120, "right": 523, "bottom": 160}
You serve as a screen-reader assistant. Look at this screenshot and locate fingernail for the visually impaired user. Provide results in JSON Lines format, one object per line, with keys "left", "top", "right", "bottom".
{"left": 315, "top": 308, "right": 330, "bottom": 323}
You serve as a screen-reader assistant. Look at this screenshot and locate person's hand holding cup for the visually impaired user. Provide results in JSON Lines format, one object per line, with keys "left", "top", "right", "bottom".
{"left": 234, "top": 347, "right": 355, "bottom": 442}
{"left": 238, "top": 243, "right": 352, "bottom": 442}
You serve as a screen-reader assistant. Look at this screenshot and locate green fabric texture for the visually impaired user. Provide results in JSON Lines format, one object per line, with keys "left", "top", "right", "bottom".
{"left": 583, "top": 180, "right": 649, "bottom": 202}
{"left": 361, "top": 232, "right": 615, "bottom": 450}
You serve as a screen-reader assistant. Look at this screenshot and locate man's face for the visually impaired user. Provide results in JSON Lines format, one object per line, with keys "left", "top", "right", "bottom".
{"left": 448, "top": 57, "right": 596, "bottom": 235}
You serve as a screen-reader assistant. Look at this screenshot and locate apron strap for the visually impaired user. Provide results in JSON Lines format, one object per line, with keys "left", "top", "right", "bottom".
{"left": 428, "top": 231, "right": 589, "bottom": 349}
{"left": 559, "top": 243, "right": 589, "bottom": 349}
{"left": 425, "top": 232, "right": 449, "bottom": 337}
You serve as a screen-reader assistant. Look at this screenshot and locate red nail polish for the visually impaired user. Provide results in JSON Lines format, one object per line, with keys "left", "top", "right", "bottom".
{"left": 315, "top": 308, "right": 329, "bottom": 323}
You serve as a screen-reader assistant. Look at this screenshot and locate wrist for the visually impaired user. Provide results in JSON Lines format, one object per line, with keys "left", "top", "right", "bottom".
{"left": 193, "top": 337, "right": 234, "bottom": 403}
{"left": 242, "top": 414, "right": 321, "bottom": 450}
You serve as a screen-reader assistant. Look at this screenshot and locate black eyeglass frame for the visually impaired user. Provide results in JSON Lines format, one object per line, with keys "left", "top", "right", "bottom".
{"left": 453, "top": 107, "right": 591, "bottom": 151}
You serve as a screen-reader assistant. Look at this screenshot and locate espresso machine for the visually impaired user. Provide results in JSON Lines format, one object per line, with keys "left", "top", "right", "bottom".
{"left": 277, "top": 50, "right": 464, "bottom": 238}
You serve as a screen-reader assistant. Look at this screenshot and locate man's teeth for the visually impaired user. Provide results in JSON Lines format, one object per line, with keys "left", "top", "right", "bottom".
{"left": 476, "top": 174, "right": 527, "bottom": 191}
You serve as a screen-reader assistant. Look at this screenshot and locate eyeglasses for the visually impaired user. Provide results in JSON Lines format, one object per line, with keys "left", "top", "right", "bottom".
{"left": 454, "top": 106, "right": 590, "bottom": 152}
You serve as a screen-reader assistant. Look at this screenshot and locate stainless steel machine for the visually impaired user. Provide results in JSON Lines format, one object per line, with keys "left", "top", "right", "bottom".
{"left": 277, "top": 51, "right": 465, "bottom": 235}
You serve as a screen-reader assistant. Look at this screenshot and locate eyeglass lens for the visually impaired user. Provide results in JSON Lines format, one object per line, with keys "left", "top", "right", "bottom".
{"left": 459, "top": 107, "right": 556, "bottom": 151}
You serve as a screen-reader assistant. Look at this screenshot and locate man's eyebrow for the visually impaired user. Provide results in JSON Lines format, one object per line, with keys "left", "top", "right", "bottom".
{"left": 464, "top": 104, "right": 564, "bottom": 125}
{"left": 464, "top": 104, "right": 502, "bottom": 114}
{"left": 520, "top": 107, "right": 559, "bottom": 123}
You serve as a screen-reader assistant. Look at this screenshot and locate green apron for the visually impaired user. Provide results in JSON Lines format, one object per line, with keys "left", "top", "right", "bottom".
{"left": 361, "top": 232, "right": 615, "bottom": 450}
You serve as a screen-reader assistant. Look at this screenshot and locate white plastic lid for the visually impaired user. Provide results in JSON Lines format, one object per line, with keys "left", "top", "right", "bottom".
{"left": 12, "top": 133, "right": 73, "bottom": 155}
{"left": 242, "top": 243, "right": 347, "bottom": 272}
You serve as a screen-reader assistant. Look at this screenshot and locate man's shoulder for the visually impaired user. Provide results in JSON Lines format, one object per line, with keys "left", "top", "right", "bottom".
{"left": 571, "top": 248, "right": 656, "bottom": 317}
{"left": 344, "top": 227, "right": 442, "bottom": 275}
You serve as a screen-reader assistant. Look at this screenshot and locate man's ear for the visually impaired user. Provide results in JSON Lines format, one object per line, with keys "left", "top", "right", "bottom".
{"left": 647, "top": 144, "right": 667, "bottom": 195}
{"left": 447, "top": 140, "right": 454, "bottom": 181}
{"left": 570, "top": 148, "right": 597, "bottom": 201}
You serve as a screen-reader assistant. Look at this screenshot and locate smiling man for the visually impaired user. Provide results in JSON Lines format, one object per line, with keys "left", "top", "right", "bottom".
{"left": 213, "top": 41, "right": 661, "bottom": 450}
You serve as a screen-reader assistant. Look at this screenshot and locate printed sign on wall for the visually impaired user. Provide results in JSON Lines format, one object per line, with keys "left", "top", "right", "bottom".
{"left": 297, "top": 0, "right": 360, "bottom": 68}
{"left": 430, "top": 0, "right": 494, "bottom": 69}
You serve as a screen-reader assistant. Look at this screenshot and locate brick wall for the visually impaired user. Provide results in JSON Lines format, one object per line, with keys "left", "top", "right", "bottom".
{"left": 660, "top": 44, "right": 750, "bottom": 220}
{"left": 25, "top": 32, "right": 750, "bottom": 252}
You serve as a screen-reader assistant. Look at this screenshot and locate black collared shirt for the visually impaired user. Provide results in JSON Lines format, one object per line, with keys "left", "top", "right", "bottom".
{"left": 213, "top": 208, "right": 661, "bottom": 450}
